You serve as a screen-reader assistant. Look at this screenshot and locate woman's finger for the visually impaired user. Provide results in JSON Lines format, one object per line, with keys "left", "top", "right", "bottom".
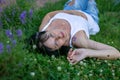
{"left": 70, "top": 59, "right": 78, "bottom": 65}
{"left": 69, "top": 49, "right": 77, "bottom": 57}
{"left": 67, "top": 48, "right": 73, "bottom": 58}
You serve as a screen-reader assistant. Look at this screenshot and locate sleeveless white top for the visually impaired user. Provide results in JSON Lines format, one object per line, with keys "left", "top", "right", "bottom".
{"left": 42, "top": 10, "right": 100, "bottom": 47}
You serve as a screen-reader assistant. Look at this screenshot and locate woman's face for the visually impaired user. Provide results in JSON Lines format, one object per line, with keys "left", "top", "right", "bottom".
{"left": 43, "top": 29, "right": 69, "bottom": 51}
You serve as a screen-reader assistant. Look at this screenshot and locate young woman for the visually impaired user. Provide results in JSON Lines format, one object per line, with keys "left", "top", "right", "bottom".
{"left": 30, "top": 0, "right": 120, "bottom": 64}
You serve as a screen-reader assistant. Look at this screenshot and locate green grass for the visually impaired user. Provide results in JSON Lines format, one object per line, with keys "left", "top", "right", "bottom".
{"left": 0, "top": 0, "right": 120, "bottom": 80}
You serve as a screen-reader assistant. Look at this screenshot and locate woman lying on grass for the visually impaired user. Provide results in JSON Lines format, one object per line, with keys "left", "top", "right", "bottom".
{"left": 30, "top": 0, "right": 120, "bottom": 64}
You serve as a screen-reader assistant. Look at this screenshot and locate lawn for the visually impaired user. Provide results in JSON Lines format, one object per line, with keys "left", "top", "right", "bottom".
{"left": 0, "top": 0, "right": 120, "bottom": 80}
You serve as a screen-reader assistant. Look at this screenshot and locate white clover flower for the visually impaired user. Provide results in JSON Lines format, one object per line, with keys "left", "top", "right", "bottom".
{"left": 89, "top": 73, "right": 93, "bottom": 76}
{"left": 47, "top": 60, "right": 50, "bottom": 63}
{"left": 104, "top": 60, "right": 107, "bottom": 63}
{"left": 81, "top": 66, "right": 84, "bottom": 70}
{"left": 83, "top": 63, "right": 87, "bottom": 66}
{"left": 107, "top": 42, "right": 110, "bottom": 44}
{"left": 79, "top": 61, "right": 84, "bottom": 65}
{"left": 83, "top": 59, "right": 86, "bottom": 62}
{"left": 34, "top": 58, "right": 37, "bottom": 61}
{"left": 84, "top": 75, "right": 88, "bottom": 78}
{"left": 89, "top": 70, "right": 93, "bottom": 73}
{"left": 32, "top": 44, "right": 37, "bottom": 49}
{"left": 51, "top": 55, "right": 55, "bottom": 59}
{"left": 57, "top": 66, "right": 62, "bottom": 71}
{"left": 108, "top": 63, "right": 111, "bottom": 66}
{"left": 77, "top": 72, "right": 80, "bottom": 76}
{"left": 30, "top": 72, "right": 35, "bottom": 77}
{"left": 112, "top": 73, "right": 115, "bottom": 76}
{"left": 6, "top": 41, "right": 10, "bottom": 44}
{"left": 111, "top": 41, "right": 114, "bottom": 44}
{"left": 100, "top": 69, "right": 103, "bottom": 73}
{"left": 112, "top": 70, "right": 115, "bottom": 73}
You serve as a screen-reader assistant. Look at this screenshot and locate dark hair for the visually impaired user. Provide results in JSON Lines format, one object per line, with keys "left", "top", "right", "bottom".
{"left": 26, "top": 31, "right": 71, "bottom": 57}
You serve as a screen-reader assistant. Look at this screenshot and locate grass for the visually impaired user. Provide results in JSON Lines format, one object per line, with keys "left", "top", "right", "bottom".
{"left": 0, "top": 0, "right": 120, "bottom": 80}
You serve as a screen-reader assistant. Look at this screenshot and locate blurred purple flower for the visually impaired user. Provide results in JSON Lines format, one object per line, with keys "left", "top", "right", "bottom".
{"left": 0, "top": 0, "right": 6, "bottom": 4}
{"left": 0, "top": 42, "right": 4, "bottom": 54}
{"left": 12, "top": 40, "right": 17, "bottom": 47}
{"left": 16, "top": 29, "right": 22, "bottom": 37}
{"left": 0, "top": 8, "right": 3, "bottom": 13}
{"left": 20, "top": 11, "right": 27, "bottom": 24}
{"left": 5, "top": 29, "right": 13, "bottom": 39}
{"left": 29, "top": 9, "right": 33, "bottom": 18}
{"left": 6, "top": 44, "right": 11, "bottom": 53}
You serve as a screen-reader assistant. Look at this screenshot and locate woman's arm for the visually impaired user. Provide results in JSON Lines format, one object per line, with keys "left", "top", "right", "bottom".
{"left": 39, "top": 10, "right": 87, "bottom": 31}
{"left": 68, "top": 40, "right": 120, "bottom": 64}
{"left": 68, "top": 31, "right": 120, "bottom": 64}
{"left": 85, "top": 39, "right": 120, "bottom": 59}
{"left": 39, "top": 12, "right": 52, "bottom": 31}
{"left": 67, "top": 46, "right": 120, "bottom": 64}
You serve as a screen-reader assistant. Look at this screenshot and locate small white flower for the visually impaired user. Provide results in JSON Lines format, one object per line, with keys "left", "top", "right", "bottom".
{"left": 79, "top": 61, "right": 84, "bottom": 65}
{"left": 100, "top": 69, "right": 103, "bottom": 73}
{"left": 83, "top": 63, "right": 87, "bottom": 66}
{"left": 6, "top": 41, "right": 10, "bottom": 44}
{"left": 111, "top": 41, "right": 114, "bottom": 44}
{"left": 77, "top": 72, "right": 80, "bottom": 76}
{"left": 34, "top": 58, "right": 37, "bottom": 61}
{"left": 112, "top": 70, "right": 115, "bottom": 73}
{"left": 108, "top": 63, "right": 111, "bottom": 66}
{"left": 89, "top": 73, "right": 93, "bottom": 76}
{"left": 84, "top": 75, "right": 88, "bottom": 78}
{"left": 112, "top": 73, "right": 115, "bottom": 76}
{"left": 57, "top": 66, "right": 62, "bottom": 71}
{"left": 30, "top": 72, "right": 35, "bottom": 77}
{"left": 107, "top": 42, "right": 110, "bottom": 44}
{"left": 47, "top": 60, "right": 50, "bottom": 62}
{"left": 51, "top": 55, "right": 55, "bottom": 58}
{"left": 89, "top": 70, "right": 93, "bottom": 73}
{"left": 104, "top": 60, "right": 107, "bottom": 63}
{"left": 33, "top": 45, "right": 36, "bottom": 49}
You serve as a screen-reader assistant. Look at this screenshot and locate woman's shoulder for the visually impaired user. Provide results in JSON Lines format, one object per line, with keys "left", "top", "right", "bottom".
{"left": 71, "top": 30, "right": 88, "bottom": 48}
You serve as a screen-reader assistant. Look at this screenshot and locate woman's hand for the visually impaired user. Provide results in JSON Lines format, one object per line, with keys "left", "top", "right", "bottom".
{"left": 67, "top": 48, "right": 88, "bottom": 65}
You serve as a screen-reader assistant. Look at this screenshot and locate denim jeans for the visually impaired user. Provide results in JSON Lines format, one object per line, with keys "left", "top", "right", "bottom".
{"left": 63, "top": 0, "right": 99, "bottom": 23}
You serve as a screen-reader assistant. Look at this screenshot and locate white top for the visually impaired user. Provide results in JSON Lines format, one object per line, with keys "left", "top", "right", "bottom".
{"left": 42, "top": 10, "right": 100, "bottom": 47}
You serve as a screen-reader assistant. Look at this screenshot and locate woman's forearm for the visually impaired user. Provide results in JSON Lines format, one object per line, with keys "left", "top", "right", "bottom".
{"left": 86, "top": 48, "right": 120, "bottom": 60}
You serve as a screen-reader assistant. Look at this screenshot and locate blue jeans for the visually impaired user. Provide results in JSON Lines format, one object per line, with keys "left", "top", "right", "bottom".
{"left": 63, "top": 0, "right": 99, "bottom": 23}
